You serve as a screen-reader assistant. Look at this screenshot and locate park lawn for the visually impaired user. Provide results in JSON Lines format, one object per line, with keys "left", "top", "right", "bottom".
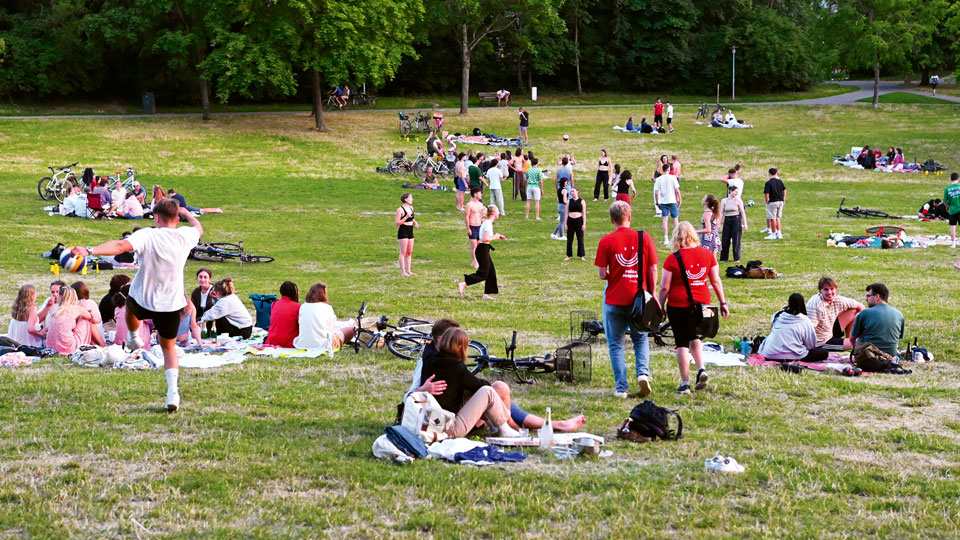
{"left": 1, "top": 104, "right": 960, "bottom": 538}
{"left": 0, "top": 84, "right": 854, "bottom": 117}
{"left": 855, "top": 92, "right": 958, "bottom": 104}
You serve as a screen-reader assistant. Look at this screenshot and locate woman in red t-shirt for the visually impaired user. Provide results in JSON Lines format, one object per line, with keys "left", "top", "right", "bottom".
{"left": 265, "top": 281, "right": 301, "bottom": 348}
{"left": 658, "top": 222, "right": 729, "bottom": 395}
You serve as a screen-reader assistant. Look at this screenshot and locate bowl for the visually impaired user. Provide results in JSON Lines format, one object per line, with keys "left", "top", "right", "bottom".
{"left": 575, "top": 437, "right": 603, "bottom": 457}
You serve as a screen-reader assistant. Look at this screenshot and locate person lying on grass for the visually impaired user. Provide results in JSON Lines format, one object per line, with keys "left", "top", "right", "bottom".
{"left": 410, "top": 319, "right": 585, "bottom": 435}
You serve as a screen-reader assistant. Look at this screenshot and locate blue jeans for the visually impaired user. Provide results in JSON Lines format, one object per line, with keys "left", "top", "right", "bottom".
{"left": 552, "top": 203, "right": 566, "bottom": 236}
{"left": 602, "top": 300, "right": 650, "bottom": 393}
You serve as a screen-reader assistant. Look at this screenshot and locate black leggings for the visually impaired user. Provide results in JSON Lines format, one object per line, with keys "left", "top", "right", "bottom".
{"left": 566, "top": 217, "right": 585, "bottom": 257}
{"left": 594, "top": 170, "right": 610, "bottom": 200}
{"left": 463, "top": 244, "right": 498, "bottom": 294}
{"left": 216, "top": 317, "right": 253, "bottom": 339}
{"left": 766, "top": 347, "right": 829, "bottom": 363}
{"left": 720, "top": 215, "right": 742, "bottom": 262}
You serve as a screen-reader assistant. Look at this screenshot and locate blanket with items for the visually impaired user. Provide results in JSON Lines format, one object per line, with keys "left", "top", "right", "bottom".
{"left": 833, "top": 147, "right": 947, "bottom": 174}
{"left": 826, "top": 227, "right": 951, "bottom": 248}
{"left": 725, "top": 260, "right": 781, "bottom": 279}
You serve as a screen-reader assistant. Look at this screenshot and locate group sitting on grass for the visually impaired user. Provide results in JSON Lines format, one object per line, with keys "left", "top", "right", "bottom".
{"left": 710, "top": 109, "right": 753, "bottom": 128}
{"left": 57, "top": 180, "right": 222, "bottom": 220}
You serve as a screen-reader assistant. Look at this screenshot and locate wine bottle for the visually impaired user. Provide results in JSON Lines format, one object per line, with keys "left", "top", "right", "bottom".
{"left": 539, "top": 407, "right": 554, "bottom": 449}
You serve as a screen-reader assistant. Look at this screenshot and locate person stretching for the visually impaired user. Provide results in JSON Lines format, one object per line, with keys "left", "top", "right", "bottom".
{"left": 458, "top": 205, "right": 507, "bottom": 300}
{"left": 73, "top": 198, "right": 203, "bottom": 412}
{"left": 564, "top": 187, "right": 587, "bottom": 261}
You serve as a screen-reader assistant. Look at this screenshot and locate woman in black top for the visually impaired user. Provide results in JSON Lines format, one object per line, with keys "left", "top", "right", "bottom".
{"left": 614, "top": 169, "right": 637, "bottom": 205}
{"left": 564, "top": 187, "right": 586, "bottom": 260}
{"left": 419, "top": 328, "right": 520, "bottom": 438}
{"left": 594, "top": 149, "right": 611, "bottom": 201}
{"left": 395, "top": 193, "right": 419, "bottom": 276}
{"left": 190, "top": 267, "right": 216, "bottom": 335}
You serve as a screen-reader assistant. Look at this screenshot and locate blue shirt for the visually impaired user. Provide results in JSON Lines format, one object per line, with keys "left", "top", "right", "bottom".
{"left": 852, "top": 303, "right": 904, "bottom": 357}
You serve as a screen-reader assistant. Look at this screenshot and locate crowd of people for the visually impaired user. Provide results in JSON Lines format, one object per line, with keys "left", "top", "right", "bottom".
{"left": 57, "top": 172, "right": 222, "bottom": 221}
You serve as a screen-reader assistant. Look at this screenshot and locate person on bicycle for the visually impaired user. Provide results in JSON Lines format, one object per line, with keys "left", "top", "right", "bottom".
{"left": 72, "top": 198, "right": 203, "bottom": 412}
{"left": 330, "top": 85, "right": 345, "bottom": 109}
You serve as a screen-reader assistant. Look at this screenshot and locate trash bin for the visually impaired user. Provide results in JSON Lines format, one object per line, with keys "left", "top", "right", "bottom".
{"left": 248, "top": 294, "right": 277, "bottom": 330}
{"left": 141, "top": 92, "right": 156, "bottom": 114}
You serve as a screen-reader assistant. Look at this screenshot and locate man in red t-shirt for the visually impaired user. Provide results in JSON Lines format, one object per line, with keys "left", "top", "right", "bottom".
{"left": 595, "top": 201, "right": 660, "bottom": 398}
{"left": 653, "top": 98, "right": 664, "bottom": 130}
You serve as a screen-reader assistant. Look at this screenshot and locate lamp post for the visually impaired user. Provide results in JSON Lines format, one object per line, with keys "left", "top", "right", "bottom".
{"left": 731, "top": 46, "right": 736, "bottom": 100}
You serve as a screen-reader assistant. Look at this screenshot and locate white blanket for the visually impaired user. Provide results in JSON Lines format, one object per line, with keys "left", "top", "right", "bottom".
{"left": 179, "top": 352, "right": 247, "bottom": 369}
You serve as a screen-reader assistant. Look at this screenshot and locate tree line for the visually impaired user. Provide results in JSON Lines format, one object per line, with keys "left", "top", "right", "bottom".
{"left": 1, "top": 0, "right": 958, "bottom": 121}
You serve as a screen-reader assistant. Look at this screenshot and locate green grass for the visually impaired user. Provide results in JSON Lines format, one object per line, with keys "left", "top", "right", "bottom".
{"left": 856, "top": 92, "right": 957, "bottom": 104}
{"left": 1, "top": 104, "right": 960, "bottom": 538}
{"left": 0, "top": 84, "right": 853, "bottom": 116}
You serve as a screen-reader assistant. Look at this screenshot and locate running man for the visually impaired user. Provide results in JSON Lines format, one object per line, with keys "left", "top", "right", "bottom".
{"left": 72, "top": 199, "right": 203, "bottom": 412}
{"left": 465, "top": 188, "right": 485, "bottom": 268}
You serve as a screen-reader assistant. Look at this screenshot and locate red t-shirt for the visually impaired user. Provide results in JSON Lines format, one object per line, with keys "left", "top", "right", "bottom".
{"left": 663, "top": 247, "right": 717, "bottom": 307}
{"left": 265, "top": 296, "right": 301, "bottom": 348}
{"left": 595, "top": 228, "right": 660, "bottom": 306}
{"left": 654, "top": 103, "right": 664, "bottom": 116}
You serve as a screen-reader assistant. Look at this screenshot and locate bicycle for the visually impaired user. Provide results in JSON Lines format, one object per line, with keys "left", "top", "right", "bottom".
{"left": 387, "top": 151, "right": 415, "bottom": 176}
{"left": 696, "top": 102, "right": 710, "bottom": 121}
{"left": 188, "top": 241, "right": 274, "bottom": 263}
{"left": 350, "top": 92, "right": 378, "bottom": 107}
{"left": 38, "top": 162, "right": 80, "bottom": 202}
{"left": 412, "top": 147, "right": 453, "bottom": 178}
{"left": 467, "top": 331, "right": 557, "bottom": 384}
{"left": 836, "top": 197, "right": 890, "bottom": 219}
{"left": 107, "top": 167, "right": 137, "bottom": 193}
{"left": 350, "top": 302, "right": 449, "bottom": 359}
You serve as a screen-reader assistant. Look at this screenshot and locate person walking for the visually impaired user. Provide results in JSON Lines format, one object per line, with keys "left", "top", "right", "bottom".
{"left": 465, "top": 188, "right": 484, "bottom": 268}
{"left": 719, "top": 186, "right": 748, "bottom": 263}
{"left": 652, "top": 155, "right": 668, "bottom": 217}
{"left": 657, "top": 222, "right": 729, "bottom": 394}
{"left": 654, "top": 162, "right": 682, "bottom": 246}
{"left": 395, "top": 193, "right": 419, "bottom": 276}
{"left": 458, "top": 206, "right": 507, "bottom": 300}
{"left": 518, "top": 107, "right": 530, "bottom": 143}
{"left": 485, "top": 158, "right": 506, "bottom": 216}
{"left": 763, "top": 167, "right": 787, "bottom": 240}
{"left": 595, "top": 201, "right": 660, "bottom": 398}
{"left": 72, "top": 198, "right": 203, "bottom": 412}
{"left": 613, "top": 169, "right": 637, "bottom": 205}
{"left": 564, "top": 187, "right": 587, "bottom": 261}
{"left": 593, "top": 149, "right": 612, "bottom": 201}
{"left": 524, "top": 157, "right": 544, "bottom": 220}
{"left": 666, "top": 101, "right": 674, "bottom": 133}
{"left": 509, "top": 148, "right": 526, "bottom": 202}
{"left": 943, "top": 173, "right": 960, "bottom": 249}
{"left": 696, "top": 194, "right": 722, "bottom": 255}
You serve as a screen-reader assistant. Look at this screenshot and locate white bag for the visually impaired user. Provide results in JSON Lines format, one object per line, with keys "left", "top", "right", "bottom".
{"left": 401, "top": 391, "right": 455, "bottom": 444}
{"left": 372, "top": 434, "right": 414, "bottom": 463}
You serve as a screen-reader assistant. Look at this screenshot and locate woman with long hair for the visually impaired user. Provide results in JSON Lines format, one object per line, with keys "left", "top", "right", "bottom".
{"left": 200, "top": 278, "right": 254, "bottom": 339}
{"left": 395, "top": 193, "right": 419, "bottom": 277}
{"left": 758, "top": 293, "right": 828, "bottom": 362}
{"left": 457, "top": 205, "right": 507, "bottom": 300}
{"left": 593, "top": 149, "right": 611, "bottom": 201}
{"left": 419, "top": 327, "right": 521, "bottom": 438}
{"left": 44, "top": 287, "right": 95, "bottom": 354}
{"left": 176, "top": 294, "right": 203, "bottom": 347}
{"left": 99, "top": 274, "right": 131, "bottom": 324}
{"left": 293, "top": 282, "right": 356, "bottom": 350}
{"left": 7, "top": 285, "right": 45, "bottom": 347}
{"left": 70, "top": 281, "right": 106, "bottom": 347}
{"left": 613, "top": 169, "right": 637, "bottom": 205}
{"left": 657, "top": 222, "right": 729, "bottom": 395}
{"left": 191, "top": 268, "right": 215, "bottom": 335}
{"left": 265, "top": 281, "right": 301, "bottom": 348}
{"left": 719, "top": 186, "right": 748, "bottom": 263}
{"left": 563, "top": 187, "right": 586, "bottom": 261}
{"left": 696, "top": 194, "right": 722, "bottom": 254}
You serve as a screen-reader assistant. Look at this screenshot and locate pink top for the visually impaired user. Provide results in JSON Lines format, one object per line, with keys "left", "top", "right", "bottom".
{"left": 122, "top": 196, "right": 144, "bottom": 217}
{"left": 113, "top": 306, "right": 151, "bottom": 346}
{"left": 74, "top": 299, "right": 102, "bottom": 346}
{"left": 45, "top": 306, "right": 87, "bottom": 354}
{"left": 893, "top": 153, "right": 904, "bottom": 166}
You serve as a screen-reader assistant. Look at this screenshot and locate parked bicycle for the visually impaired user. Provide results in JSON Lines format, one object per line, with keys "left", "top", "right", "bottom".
{"left": 386, "top": 151, "right": 416, "bottom": 176}
{"left": 467, "top": 331, "right": 558, "bottom": 384}
{"left": 107, "top": 167, "right": 137, "bottom": 193}
{"left": 189, "top": 241, "right": 274, "bottom": 263}
{"left": 412, "top": 146, "right": 453, "bottom": 178}
{"left": 836, "top": 197, "right": 890, "bottom": 219}
{"left": 397, "top": 111, "right": 430, "bottom": 137}
{"left": 38, "top": 162, "right": 80, "bottom": 202}
{"left": 350, "top": 301, "right": 442, "bottom": 359}
{"left": 350, "top": 92, "right": 377, "bottom": 107}
{"left": 696, "top": 102, "right": 710, "bottom": 121}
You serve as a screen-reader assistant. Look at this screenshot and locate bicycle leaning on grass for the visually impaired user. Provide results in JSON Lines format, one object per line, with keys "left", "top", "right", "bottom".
{"left": 188, "top": 241, "right": 274, "bottom": 264}
{"left": 38, "top": 162, "right": 80, "bottom": 202}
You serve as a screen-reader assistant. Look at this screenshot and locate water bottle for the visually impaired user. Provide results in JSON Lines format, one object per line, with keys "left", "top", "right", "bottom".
{"left": 539, "top": 407, "right": 554, "bottom": 449}
{"left": 740, "top": 339, "right": 751, "bottom": 356}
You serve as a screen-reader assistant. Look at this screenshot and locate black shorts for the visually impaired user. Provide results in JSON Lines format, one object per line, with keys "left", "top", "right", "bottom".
{"left": 126, "top": 296, "right": 182, "bottom": 340}
{"left": 469, "top": 225, "right": 480, "bottom": 240}
{"left": 398, "top": 225, "right": 414, "bottom": 239}
{"left": 667, "top": 117, "right": 673, "bottom": 125}
{"left": 667, "top": 305, "right": 700, "bottom": 349}
{"left": 654, "top": 114, "right": 663, "bottom": 124}
{"left": 949, "top": 213, "right": 960, "bottom": 226}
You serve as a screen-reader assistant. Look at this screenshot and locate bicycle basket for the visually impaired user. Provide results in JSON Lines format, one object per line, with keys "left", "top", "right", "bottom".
{"left": 569, "top": 310, "right": 600, "bottom": 343}
{"left": 397, "top": 111, "right": 407, "bottom": 120}
{"left": 554, "top": 342, "right": 592, "bottom": 383}
{"left": 393, "top": 151, "right": 405, "bottom": 159}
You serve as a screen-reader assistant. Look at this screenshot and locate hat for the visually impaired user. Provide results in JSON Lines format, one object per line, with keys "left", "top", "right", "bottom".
{"left": 132, "top": 181, "right": 140, "bottom": 186}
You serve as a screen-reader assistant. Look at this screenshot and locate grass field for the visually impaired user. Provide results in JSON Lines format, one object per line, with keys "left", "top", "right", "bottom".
{"left": 0, "top": 84, "right": 854, "bottom": 117}
{"left": 1, "top": 103, "right": 960, "bottom": 538}
{"left": 856, "top": 92, "right": 958, "bottom": 104}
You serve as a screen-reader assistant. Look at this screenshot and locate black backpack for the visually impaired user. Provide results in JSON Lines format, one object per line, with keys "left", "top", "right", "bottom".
{"left": 726, "top": 265, "right": 746, "bottom": 278}
{"left": 628, "top": 400, "right": 683, "bottom": 440}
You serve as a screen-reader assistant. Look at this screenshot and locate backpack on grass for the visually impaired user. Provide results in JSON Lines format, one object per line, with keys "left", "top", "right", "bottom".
{"left": 627, "top": 400, "right": 683, "bottom": 441}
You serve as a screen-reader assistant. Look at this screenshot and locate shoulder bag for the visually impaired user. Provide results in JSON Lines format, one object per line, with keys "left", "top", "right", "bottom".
{"left": 629, "top": 230, "right": 664, "bottom": 333}
{"left": 673, "top": 250, "right": 720, "bottom": 339}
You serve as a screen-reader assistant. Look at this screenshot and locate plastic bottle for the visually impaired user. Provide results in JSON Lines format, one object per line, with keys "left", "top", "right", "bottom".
{"left": 539, "top": 407, "right": 553, "bottom": 449}
{"left": 740, "top": 339, "right": 751, "bottom": 356}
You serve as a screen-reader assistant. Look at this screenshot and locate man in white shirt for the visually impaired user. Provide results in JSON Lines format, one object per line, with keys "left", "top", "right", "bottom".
{"left": 666, "top": 101, "right": 674, "bottom": 133}
{"left": 485, "top": 158, "right": 505, "bottom": 216}
{"left": 73, "top": 198, "right": 203, "bottom": 412}
{"left": 653, "top": 163, "right": 682, "bottom": 245}
{"left": 496, "top": 89, "right": 510, "bottom": 107}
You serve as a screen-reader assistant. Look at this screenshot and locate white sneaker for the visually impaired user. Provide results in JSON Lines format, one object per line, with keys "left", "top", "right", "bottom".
{"left": 952, "top": 241, "right": 956, "bottom": 248}
{"left": 637, "top": 375, "right": 652, "bottom": 397}
{"left": 550, "top": 233, "right": 558, "bottom": 240}
{"left": 125, "top": 331, "right": 145, "bottom": 352}
{"left": 705, "top": 455, "right": 745, "bottom": 474}
{"left": 765, "top": 234, "right": 778, "bottom": 240}
{"left": 663, "top": 239, "right": 670, "bottom": 246}
{"left": 165, "top": 392, "right": 180, "bottom": 412}
{"left": 559, "top": 235, "right": 567, "bottom": 241}
{"left": 760, "top": 227, "right": 770, "bottom": 233}
{"left": 776, "top": 231, "right": 783, "bottom": 239}
{"left": 613, "top": 391, "right": 628, "bottom": 399}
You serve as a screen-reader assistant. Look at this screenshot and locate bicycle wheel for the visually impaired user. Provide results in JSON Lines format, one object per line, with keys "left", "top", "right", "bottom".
{"left": 400, "top": 120, "right": 412, "bottom": 137}
{"left": 465, "top": 342, "right": 487, "bottom": 373}
{"left": 38, "top": 177, "right": 54, "bottom": 200}
{"left": 387, "top": 159, "right": 402, "bottom": 176}
{"left": 862, "top": 210, "right": 889, "bottom": 218}
{"left": 516, "top": 356, "right": 554, "bottom": 374}
{"left": 190, "top": 247, "right": 225, "bottom": 262}
{"left": 413, "top": 160, "right": 427, "bottom": 178}
{"left": 386, "top": 333, "right": 429, "bottom": 360}
{"left": 51, "top": 181, "right": 69, "bottom": 203}
{"left": 240, "top": 254, "right": 274, "bottom": 263}
{"left": 206, "top": 242, "right": 242, "bottom": 255}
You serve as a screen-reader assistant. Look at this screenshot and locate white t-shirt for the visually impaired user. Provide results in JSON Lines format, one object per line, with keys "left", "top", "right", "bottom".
{"left": 121, "top": 196, "right": 144, "bottom": 217}
{"left": 200, "top": 294, "right": 252, "bottom": 329}
{"left": 497, "top": 89, "right": 509, "bottom": 98}
{"left": 498, "top": 159, "right": 509, "bottom": 178}
{"left": 61, "top": 193, "right": 80, "bottom": 216}
{"left": 725, "top": 112, "right": 737, "bottom": 124}
{"left": 293, "top": 302, "right": 340, "bottom": 349}
{"left": 726, "top": 177, "right": 744, "bottom": 195}
{"left": 486, "top": 167, "right": 503, "bottom": 190}
{"left": 666, "top": 105, "right": 674, "bottom": 119}
{"left": 479, "top": 219, "right": 495, "bottom": 242}
{"left": 127, "top": 226, "right": 201, "bottom": 312}
{"left": 654, "top": 174, "right": 680, "bottom": 204}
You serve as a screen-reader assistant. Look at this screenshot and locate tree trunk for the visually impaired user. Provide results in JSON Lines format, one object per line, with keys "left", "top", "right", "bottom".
{"left": 574, "top": 14, "right": 582, "bottom": 96}
{"left": 199, "top": 76, "right": 210, "bottom": 121}
{"left": 459, "top": 23, "right": 470, "bottom": 115}
{"left": 872, "top": 57, "right": 880, "bottom": 110}
{"left": 527, "top": 68, "right": 532, "bottom": 93}
{"left": 516, "top": 54, "right": 523, "bottom": 90}
{"left": 311, "top": 69, "right": 325, "bottom": 131}
{"left": 920, "top": 66, "right": 930, "bottom": 87}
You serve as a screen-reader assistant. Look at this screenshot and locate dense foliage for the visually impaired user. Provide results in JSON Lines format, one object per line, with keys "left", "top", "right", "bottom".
{"left": 0, "top": 0, "right": 956, "bottom": 106}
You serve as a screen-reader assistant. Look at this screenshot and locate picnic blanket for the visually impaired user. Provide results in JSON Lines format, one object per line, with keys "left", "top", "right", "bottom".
{"left": 454, "top": 134, "right": 526, "bottom": 147}
{"left": 826, "top": 231, "right": 951, "bottom": 248}
{"left": 613, "top": 125, "right": 659, "bottom": 135}
{"left": 402, "top": 182, "right": 450, "bottom": 192}
{"left": 693, "top": 349, "right": 747, "bottom": 367}
{"left": 746, "top": 351, "right": 861, "bottom": 374}
{"left": 243, "top": 344, "right": 337, "bottom": 359}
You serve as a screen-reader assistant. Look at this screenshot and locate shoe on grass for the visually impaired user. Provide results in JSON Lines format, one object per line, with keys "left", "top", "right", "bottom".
{"left": 165, "top": 392, "right": 180, "bottom": 412}
{"left": 637, "top": 374, "right": 652, "bottom": 397}
{"left": 675, "top": 383, "right": 691, "bottom": 395}
{"left": 705, "top": 455, "right": 745, "bottom": 474}
{"left": 695, "top": 368, "right": 709, "bottom": 391}
{"left": 765, "top": 233, "right": 778, "bottom": 240}
{"left": 613, "top": 391, "right": 628, "bottom": 399}
{"left": 760, "top": 227, "right": 770, "bottom": 233}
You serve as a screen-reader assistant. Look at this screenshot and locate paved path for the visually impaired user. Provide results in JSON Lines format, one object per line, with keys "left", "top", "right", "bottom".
{"left": 0, "top": 81, "right": 956, "bottom": 120}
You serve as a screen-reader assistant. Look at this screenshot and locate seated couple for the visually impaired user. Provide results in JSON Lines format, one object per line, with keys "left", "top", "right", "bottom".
{"left": 759, "top": 279, "right": 904, "bottom": 361}
{"left": 263, "top": 281, "right": 356, "bottom": 350}
{"left": 406, "top": 319, "right": 585, "bottom": 438}
{"left": 710, "top": 110, "right": 753, "bottom": 129}
{"left": 625, "top": 117, "right": 656, "bottom": 134}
